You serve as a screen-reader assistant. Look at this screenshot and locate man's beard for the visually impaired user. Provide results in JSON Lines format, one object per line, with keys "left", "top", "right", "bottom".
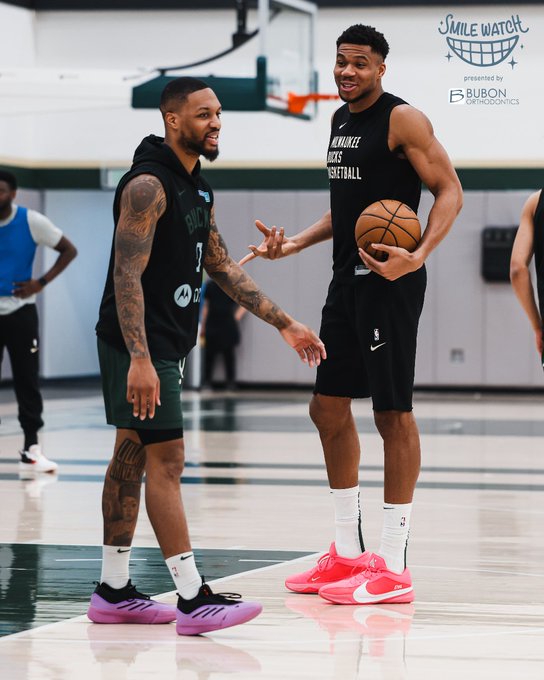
{"left": 186, "top": 137, "right": 219, "bottom": 162}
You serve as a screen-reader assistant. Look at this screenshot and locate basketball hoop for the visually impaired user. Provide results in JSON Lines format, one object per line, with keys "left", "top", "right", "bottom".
{"left": 286, "top": 92, "right": 339, "bottom": 115}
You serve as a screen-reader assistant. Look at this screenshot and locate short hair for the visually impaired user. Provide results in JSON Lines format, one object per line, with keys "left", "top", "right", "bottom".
{"left": 159, "top": 77, "right": 210, "bottom": 115}
{"left": 336, "top": 24, "right": 389, "bottom": 60}
{"left": 0, "top": 170, "right": 17, "bottom": 191}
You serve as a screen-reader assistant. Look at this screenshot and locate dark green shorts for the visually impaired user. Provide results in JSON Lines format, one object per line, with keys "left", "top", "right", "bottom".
{"left": 97, "top": 337, "right": 184, "bottom": 430}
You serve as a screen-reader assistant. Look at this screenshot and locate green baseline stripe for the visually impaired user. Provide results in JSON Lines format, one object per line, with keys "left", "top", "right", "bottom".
{"left": 1, "top": 164, "right": 543, "bottom": 191}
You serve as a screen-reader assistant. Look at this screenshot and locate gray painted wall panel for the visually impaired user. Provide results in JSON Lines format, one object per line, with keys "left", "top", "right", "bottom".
{"left": 434, "top": 192, "right": 486, "bottom": 385}
{"left": 3, "top": 187, "right": 542, "bottom": 389}
{"left": 413, "top": 193, "right": 435, "bottom": 385}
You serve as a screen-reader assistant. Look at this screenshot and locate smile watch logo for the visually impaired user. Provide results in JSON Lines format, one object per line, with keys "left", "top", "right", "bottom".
{"left": 439, "top": 13, "right": 528, "bottom": 69}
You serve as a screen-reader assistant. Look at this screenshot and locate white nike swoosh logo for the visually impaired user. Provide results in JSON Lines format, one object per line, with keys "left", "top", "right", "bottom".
{"left": 370, "top": 342, "right": 386, "bottom": 352}
{"left": 353, "top": 581, "right": 413, "bottom": 603}
{"left": 30, "top": 348, "right": 39, "bottom": 353}
{"left": 339, "top": 122, "right": 348, "bottom": 129}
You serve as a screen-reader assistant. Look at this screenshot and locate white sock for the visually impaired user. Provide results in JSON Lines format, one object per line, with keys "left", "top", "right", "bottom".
{"left": 101, "top": 545, "right": 131, "bottom": 589}
{"left": 330, "top": 486, "right": 364, "bottom": 558}
{"left": 378, "top": 502, "right": 412, "bottom": 574}
{"left": 166, "top": 552, "right": 202, "bottom": 600}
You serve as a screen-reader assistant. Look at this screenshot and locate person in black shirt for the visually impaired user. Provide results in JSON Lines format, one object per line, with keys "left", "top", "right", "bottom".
{"left": 242, "top": 25, "right": 463, "bottom": 605}
{"left": 510, "top": 190, "right": 544, "bottom": 365}
{"left": 200, "top": 279, "right": 246, "bottom": 389}
{"left": 90, "top": 77, "right": 326, "bottom": 635}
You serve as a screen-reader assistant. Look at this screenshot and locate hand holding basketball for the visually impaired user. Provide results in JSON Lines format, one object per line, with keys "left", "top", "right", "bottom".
{"left": 355, "top": 200, "right": 424, "bottom": 280}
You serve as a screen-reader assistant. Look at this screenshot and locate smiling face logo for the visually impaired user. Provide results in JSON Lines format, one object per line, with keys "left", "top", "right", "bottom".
{"left": 439, "top": 13, "right": 528, "bottom": 69}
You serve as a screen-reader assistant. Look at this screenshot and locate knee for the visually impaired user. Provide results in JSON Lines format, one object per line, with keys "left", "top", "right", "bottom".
{"left": 310, "top": 395, "right": 351, "bottom": 438}
{"left": 148, "top": 443, "right": 185, "bottom": 481}
{"left": 373, "top": 410, "right": 414, "bottom": 438}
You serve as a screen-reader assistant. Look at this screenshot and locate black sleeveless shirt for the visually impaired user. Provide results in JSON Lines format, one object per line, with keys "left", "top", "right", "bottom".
{"left": 96, "top": 135, "right": 213, "bottom": 360}
{"left": 328, "top": 92, "right": 422, "bottom": 281}
{"left": 533, "top": 190, "right": 544, "bottom": 320}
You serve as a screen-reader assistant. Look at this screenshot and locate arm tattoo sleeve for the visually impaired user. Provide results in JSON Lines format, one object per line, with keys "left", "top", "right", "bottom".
{"left": 204, "top": 212, "right": 290, "bottom": 329}
{"left": 114, "top": 174, "right": 166, "bottom": 358}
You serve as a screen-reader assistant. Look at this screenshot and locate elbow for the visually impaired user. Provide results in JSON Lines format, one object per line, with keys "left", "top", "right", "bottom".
{"left": 453, "top": 182, "right": 463, "bottom": 215}
{"left": 456, "top": 189, "right": 463, "bottom": 215}
{"left": 509, "top": 261, "right": 526, "bottom": 283}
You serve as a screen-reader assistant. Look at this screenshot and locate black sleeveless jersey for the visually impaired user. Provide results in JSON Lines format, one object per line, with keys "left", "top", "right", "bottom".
{"left": 533, "top": 190, "right": 544, "bottom": 320}
{"left": 96, "top": 135, "right": 213, "bottom": 360}
{"left": 327, "top": 92, "right": 422, "bottom": 281}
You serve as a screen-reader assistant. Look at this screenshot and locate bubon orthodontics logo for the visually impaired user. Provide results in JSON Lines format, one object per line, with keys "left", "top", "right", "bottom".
{"left": 439, "top": 13, "right": 528, "bottom": 107}
{"left": 448, "top": 87, "right": 519, "bottom": 106}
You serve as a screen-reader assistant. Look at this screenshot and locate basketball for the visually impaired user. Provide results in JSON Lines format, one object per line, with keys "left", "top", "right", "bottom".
{"left": 355, "top": 200, "right": 421, "bottom": 262}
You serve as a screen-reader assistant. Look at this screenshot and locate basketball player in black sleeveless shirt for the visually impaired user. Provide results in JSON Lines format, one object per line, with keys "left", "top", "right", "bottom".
{"left": 242, "top": 25, "right": 463, "bottom": 604}
{"left": 511, "top": 189, "right": 544, "bottom": 367}
{"left": 90, "top": 77, "right": 326, "bottom": 634}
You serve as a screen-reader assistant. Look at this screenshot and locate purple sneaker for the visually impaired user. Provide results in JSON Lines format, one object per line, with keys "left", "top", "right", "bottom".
{"left": 176, "top": 583, "right": 262, "bottom": 636}
{"left": 87, "top": 580, "right": 176, "bottom": 624}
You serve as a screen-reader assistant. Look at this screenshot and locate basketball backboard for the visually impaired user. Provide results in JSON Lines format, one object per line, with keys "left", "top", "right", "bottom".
{"left": 262, "top": 0, "right": 318, "bottom": 117}
{"left": 132, "top": 0, "right": 321, "bottom": 119}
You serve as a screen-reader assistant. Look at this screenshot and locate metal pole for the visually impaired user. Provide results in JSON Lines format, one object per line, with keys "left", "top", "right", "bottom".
{"left": 258, "top": 0, "right": 269, "bottom": 58}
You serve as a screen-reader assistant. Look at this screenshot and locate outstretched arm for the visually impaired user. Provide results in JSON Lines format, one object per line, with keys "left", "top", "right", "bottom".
{"left": 239, "top": 211, "right": 333, "bottom": 265}
{"left": 510, "top": 191, "right": 542, "bottom": 354}
{"left": 359, "top": 105, "right": 463, "bottom": 281}
{"left": 205, "top": 208, "right": 326, "bottom": 366}
{"left": 114, "top": 174, "right": 166, "bottom": 419}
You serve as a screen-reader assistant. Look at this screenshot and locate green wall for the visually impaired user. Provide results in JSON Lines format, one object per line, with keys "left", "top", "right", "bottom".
{"left": 3, "top": 164, "right": 543, "bottom": 191}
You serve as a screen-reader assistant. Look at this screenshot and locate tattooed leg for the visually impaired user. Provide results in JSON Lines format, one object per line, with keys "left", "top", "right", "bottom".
{"left": 102, "top": 429, "right": 146, "bottom": 546}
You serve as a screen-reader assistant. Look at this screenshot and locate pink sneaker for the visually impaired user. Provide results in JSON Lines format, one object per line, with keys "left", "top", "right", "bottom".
{"left": 176, "top": 583, "right": 262, "bottom": 635}
{"left": 87, "top": 580, "right": 176, "bottom": 624}
{"left": 285, "top": 543, "right": 370, "bottom": 594}
{"left": 318, "top": 553, "right": 414, "bottom": 605}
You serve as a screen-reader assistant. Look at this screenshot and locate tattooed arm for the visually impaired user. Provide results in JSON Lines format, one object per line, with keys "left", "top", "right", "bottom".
{"left": 204, "top": 207, "right": 326, "bottom": 367}
{"left": 114, "top": 174, "right": 166, "bottom": 419}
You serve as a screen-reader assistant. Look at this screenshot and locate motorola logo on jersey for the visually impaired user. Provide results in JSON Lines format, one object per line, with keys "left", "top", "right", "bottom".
{"left": 174, "top": 284, "right": 192, "bottom": 308}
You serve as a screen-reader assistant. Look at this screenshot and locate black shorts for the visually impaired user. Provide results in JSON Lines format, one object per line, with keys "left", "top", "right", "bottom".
{"left": 314, "top": 267, "right": 426, "bottom": 411}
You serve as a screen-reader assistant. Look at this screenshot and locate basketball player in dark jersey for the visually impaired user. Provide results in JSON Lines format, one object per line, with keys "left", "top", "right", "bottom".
{"left": 510, "top": 189, "right": 544, "bottom": 366}
{"left": 89, "top": 77, "right": 326, "bottom": 635}
{"left": 242, "top": 25, "right": 463, "bottom": 604}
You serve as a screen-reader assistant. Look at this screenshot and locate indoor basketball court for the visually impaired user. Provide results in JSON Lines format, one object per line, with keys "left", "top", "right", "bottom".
{"left": 1, "top": 1, "right": 544, "bottom": 679}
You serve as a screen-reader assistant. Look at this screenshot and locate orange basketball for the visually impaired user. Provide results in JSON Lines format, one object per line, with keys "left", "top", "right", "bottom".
{"left": 355, "top": 199, "right": 421, "bottom": 262}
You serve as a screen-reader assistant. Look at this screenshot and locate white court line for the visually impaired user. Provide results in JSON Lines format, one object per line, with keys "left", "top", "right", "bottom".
{"left": 238, "top": 559, "right": 284, "bottom": 563}
{"left": 54, "top": 558, "right": 147, "bottom": 562}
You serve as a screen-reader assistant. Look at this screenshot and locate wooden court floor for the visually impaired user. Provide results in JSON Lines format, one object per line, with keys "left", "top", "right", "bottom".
{"left": 1, "top": 385, "right": 544, "bottom": 679}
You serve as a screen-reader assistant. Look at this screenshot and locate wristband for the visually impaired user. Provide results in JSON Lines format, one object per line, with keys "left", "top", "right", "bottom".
{"left": 38, "top": 276, "right": 47, "bottom": 287}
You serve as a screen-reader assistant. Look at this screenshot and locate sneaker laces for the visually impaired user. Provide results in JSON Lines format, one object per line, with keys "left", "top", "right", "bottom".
{"left": 94, "top": 580, "right": 151, "bottom": 600}
{"left": 125, "top": 582, "right": 151, "bottom": 600}
{"left": 361, "top": 558, "right": 383, "bottom": 579}
{"left": 201, "top": 584, "right": 242, "bottom": 602}
{"left": 316, "top": 552, "right": 336, "bottom": 572}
